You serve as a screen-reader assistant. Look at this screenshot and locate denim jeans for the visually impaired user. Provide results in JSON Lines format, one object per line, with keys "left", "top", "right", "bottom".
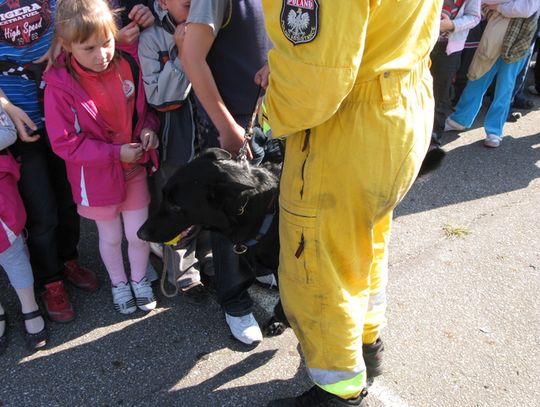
{"left": 196, "top": 117, "right": 273, "bottom": 316}
{"left": 11, "top": 133, "right": 79, "bottom": 287}
{"left": 450, "top": 56, "right": 528, "bottom": 137}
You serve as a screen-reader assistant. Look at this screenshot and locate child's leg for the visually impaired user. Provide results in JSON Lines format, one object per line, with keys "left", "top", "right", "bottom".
{"left": 0, "top": 303, "right": 4, "bottom": 337}
{"left": 0, "top": 235, "right": 44, "bottom": 333}
{"left": 95, "top": 217, "right": 128, "bottom": 285}
{"left": 122, "top": 207, "right": 150, "bottom": 283}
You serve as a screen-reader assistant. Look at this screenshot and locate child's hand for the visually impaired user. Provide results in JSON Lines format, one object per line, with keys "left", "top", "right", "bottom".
{"left": 440, "top": 14, "right": 454, "bottom": 33}
{"left": 33, "top": 40, "right": 62, "bottom": 72}
{"left": 174, "top": 23, "right": 187, "bottom": 56}
{"left": 2, "top": 102, "right": 39, "bottom": 142}
{"left": 120, "top": 143, "right": 143, "bottom": 163}
{"left": 140, "top": 129, "right": 159, "bottom": 151}
{"left": 117, "top": 21, "right": 140, "bottom": 45}
{"left": 128, "top": 4, "right": 155, "bottom": 28}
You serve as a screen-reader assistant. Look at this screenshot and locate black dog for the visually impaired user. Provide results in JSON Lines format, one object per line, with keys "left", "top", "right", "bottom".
{"left": 137, "top": 148, "right": 288, "bottom": 336}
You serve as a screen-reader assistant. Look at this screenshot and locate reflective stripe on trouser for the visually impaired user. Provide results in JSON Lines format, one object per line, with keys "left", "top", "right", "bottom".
{"left": 277, "top": 61, "right": 434, "bottom": 398}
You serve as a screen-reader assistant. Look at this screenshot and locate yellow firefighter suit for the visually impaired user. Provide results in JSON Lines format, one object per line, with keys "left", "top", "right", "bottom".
{"left": 261, "top": 0, "right": 442, "bottom": 399}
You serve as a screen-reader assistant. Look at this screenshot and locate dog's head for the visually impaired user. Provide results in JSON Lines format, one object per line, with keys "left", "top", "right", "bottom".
{"left": 138, "top": 148, "right": 259, "bottom": 243}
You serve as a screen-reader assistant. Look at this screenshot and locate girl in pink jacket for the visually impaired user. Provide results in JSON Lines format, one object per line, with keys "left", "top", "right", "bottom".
{"left": 44, "top": 0, "right": 160, "bottom": 315}
{"left": 0, "top": 102, "right": 48, "bottom": 353}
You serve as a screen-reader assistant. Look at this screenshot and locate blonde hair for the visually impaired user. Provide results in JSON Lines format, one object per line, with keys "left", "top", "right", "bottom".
{"left": 54, "top": 0, "right": 119, "bottom": 46}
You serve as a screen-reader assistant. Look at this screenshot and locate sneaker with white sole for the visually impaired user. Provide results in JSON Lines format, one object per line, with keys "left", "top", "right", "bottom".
{"left": 112, "top": 282, "right": 136, "bottom": 314}
{"left": 225, "top": 312, "right": 263, "bottom": 345}
{"left": 130, "top": 278, "right": 157, "bottom": 311}
{"left": 255, "top": 274, "right": 277, "bottom": 289}
{"left": 444, "top": 117, "right": 466, "bottom": 132}
{"left": 484, "top": 134, "right": 502, "bottom": 148}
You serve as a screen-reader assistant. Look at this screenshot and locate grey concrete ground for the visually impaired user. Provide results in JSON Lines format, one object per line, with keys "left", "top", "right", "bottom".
{"left": 1, "top": 95, "right": 539, "bottom": 406}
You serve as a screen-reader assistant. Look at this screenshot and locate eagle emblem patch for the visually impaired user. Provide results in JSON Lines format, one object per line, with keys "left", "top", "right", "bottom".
{"left": 280, "top": 0, "right": 319, "bottom": 45}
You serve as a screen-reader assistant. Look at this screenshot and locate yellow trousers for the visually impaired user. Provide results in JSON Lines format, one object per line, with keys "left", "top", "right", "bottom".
{"left": 278, "top": 61, "right": 434, "bottom": 397}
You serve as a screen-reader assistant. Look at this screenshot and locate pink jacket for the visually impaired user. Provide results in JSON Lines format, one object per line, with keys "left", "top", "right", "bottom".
{"left": 44, "top": 51, "right": 159, "bottom": 207}
{"left": 0, "top": 152, "right": 26, "bottom": 253}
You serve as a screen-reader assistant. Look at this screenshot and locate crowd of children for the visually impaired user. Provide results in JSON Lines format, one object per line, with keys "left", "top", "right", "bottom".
{"left": 0, "top": 0, "right": 538, "bottom": 365}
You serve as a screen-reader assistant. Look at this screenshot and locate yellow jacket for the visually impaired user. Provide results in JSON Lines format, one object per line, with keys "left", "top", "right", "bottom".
{"left": 262, "top": 0, "right": 442, "bottom": 137}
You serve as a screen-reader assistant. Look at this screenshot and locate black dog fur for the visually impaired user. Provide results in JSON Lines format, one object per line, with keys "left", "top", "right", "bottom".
{"left": 137, "top": 148, "right": 288, "bottom": 336}
{"left": 137, "top": 145, "right": 446, "bottom": 337}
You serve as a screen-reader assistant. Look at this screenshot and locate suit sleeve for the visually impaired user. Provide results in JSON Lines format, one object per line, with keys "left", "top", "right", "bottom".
{"left": 262, "top": 0, "right": 370, "bottom": 137}
{"left": 44, "top": 85, "right": 122, "bottom": 168}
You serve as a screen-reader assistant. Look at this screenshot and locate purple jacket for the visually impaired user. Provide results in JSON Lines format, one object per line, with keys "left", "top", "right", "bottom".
{"left": 44, "top": 52, "right": 159, "bottom": 207}
{"left": 0, "top": 152, "right": 26, "bottom": 253}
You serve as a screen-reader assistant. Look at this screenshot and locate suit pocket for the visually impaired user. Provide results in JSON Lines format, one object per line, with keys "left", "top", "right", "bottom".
{"left": 279, "top": 207, "right": 318, "bottom": 286}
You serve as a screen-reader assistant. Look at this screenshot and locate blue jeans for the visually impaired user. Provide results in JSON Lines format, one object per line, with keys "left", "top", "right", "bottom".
{"left": 451, "top": 56, "right": 528, "bottom": 137}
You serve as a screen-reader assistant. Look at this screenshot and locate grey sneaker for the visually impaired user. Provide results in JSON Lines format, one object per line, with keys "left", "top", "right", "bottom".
{"left": 444, "top": 117, "right": 466, "bottom": 132}
{"left": 130, "top": 278, "right": 157, "bottom": 311}
{"left": 112, "top": 282, "right": 136, "bottom": 314}
{"left": 484, "top": 134, "right": 502, "bottom": 148}
{"left": 225, "top": 312, "right": 262, "bottom": 345}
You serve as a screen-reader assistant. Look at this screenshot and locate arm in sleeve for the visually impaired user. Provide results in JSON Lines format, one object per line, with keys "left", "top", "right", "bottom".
{"left": 496, "top": 1, "right": 540, "bottom": 18}
{"left": 44, "top": 86, "right": 122, "bottom": 167}
{"left": 261, "top": 0, "right": 369, "bottom": 137}
{"left": 0, "top": 105, "right": 17, "bottom": 150}
{"left": 138, "top": 30, "right": 191, "bottom": 109}
{"left": 453, "top": 0, "right": 482, "bottom": 33}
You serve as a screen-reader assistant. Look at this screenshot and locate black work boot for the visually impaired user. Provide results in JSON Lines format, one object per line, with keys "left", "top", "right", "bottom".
{"left": 363, "top": 337, "right": 384, "bottom": 380}
{"left": 267, "top": 386, "right": 367, "bottom": 406}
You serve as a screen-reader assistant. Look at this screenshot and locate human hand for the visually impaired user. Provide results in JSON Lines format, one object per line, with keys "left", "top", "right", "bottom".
{"left": 120, "top": 143, "right": 144, "bottom": 162}
{"left": 117, "top": 22, "right": 140, "bottom": 45}
{"left": 254, "top": 63, "right": 270, "bottom": 89}
{"left": 128, "top": 4, "right": 155, "bottom": 28}
{"left": 2, "top": 102, "right": 39, "bottom": 142}
{"left": 33, "top": 40, "right": 62, "bottom": 72}
{"left": 140, "top": 128, "right": 159, "bottom": 151}
{"left": 174, "top": 23, "right": 187, "bottom": 56}
{"left": 482, "top": 4, "right": 498, "bottom": 14}
{"left": 220, "top": 122, "right": 252, "bottom": 160}
{"left": 440, "top": 14, "right": 454, "bottom": 33}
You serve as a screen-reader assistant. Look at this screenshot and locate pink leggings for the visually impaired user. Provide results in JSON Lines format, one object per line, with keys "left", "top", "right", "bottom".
{"left": 95, "top": 207, "right": 150, "bottom": 285}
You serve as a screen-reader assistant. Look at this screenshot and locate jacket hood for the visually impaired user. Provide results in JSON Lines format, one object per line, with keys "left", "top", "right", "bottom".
{"left": 152, "top": 0, "right": 176, "bottom": 34}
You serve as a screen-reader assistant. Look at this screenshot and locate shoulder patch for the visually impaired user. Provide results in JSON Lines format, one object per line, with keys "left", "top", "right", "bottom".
{"left": 280, "top": 0, "right": 319, "bottom": 45}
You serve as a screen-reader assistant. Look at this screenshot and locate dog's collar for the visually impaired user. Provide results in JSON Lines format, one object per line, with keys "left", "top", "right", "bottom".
{"left": 233, "top": 212, "right": 275, "bottom": 254}
{"left": 233, "top": 194, "right": 278, "bottom": 254}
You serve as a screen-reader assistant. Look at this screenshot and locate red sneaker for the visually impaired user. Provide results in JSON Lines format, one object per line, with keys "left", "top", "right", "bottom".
{"left": 64, "top": 260, "right": 100, "bottom": 292}
{"left": 41, "top": 281, "right": 75, "bottom": 323}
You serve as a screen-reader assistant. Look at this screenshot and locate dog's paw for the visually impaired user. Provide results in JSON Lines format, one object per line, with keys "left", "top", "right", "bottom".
{"left": 263, "top": 316, "right": 287, "bottom": 337}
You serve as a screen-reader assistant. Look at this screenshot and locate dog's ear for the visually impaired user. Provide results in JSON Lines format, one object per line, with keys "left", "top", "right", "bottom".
{"left": 199, "top": 148, "right": 232, "bottom": 161}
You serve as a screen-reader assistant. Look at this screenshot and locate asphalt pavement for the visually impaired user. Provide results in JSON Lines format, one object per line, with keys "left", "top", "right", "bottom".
{"left": 1, "top": 95, "right": 539, "bottom": 406}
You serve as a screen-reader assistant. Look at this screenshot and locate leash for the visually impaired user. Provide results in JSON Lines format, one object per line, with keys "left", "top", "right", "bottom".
{"left": 237, "top": 85, "right": 264, "bottom": 163}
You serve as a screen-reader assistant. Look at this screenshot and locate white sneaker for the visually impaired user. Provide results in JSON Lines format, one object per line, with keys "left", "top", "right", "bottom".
{"left": 112, "top": 282, "right": 136, "bottom": 314}
{"left": 149, "top": 242, "right": 163, "bottom": 259}
{"left": 484, "top": 134, "right": 502, "bottom": 148}
{"left": 444, "top": 117, "right": 466, "bottom": 132}
{"left": 130, "top": 278, "right": 157, "bottom": 311}
{"left": 256, "top": 274, "right": 277, "bottom": 289}
{"left": 225, "top": 312, "right": 263, "bottom": 345}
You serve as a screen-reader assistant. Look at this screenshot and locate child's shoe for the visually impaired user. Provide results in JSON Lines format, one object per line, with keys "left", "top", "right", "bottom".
{"left": 22, "top": 309, "right": 48, "bottom": 351}
{"left": 444, "top": 117, "right": 465, "bottom": 132}
{"left": 484, "top": 134, "right": 502, "bottom": 148}
{"left": 130, "top": 278, "right": 156, "bottom": 311}
{"left": 41, "top": 280, "right": 75, "bottom": 323}
{"left": 111, "top": 282, "right": 137, "bottom": 314}
{"left": 64, "top": 260, "right": 100, "bottom": 292}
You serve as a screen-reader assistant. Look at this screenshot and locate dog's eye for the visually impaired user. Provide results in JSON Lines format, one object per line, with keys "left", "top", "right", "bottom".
{"left": 169, "top": 203, "right": 184, "bottom": 213}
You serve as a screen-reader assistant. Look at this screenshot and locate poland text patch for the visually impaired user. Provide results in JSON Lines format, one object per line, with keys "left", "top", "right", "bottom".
{"left": 280, "top": 0, "right": 319, "bottom": 45}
